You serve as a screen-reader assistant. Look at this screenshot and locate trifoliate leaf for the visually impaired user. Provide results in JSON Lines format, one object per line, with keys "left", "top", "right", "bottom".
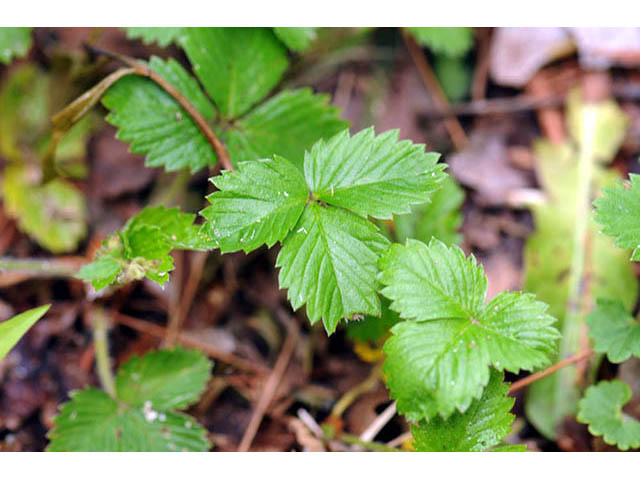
{"left": 0, "top": 27, "right": 32, "bottom": 64}
{"left": 577, "top": 380, "right": 640, "bottom": 451}
{"left": 305, "top": 128, "right": 446, "bottom": 219}
{"left": 0, "top": 305, "right": 50, "bottom": 361}
{"left": 594, "top": 174, "right": 640, "bottom": 261}
{"left": 411, "top": 371, "right": 520, "bottom": 452}
{"left": 380, "top": 238, "right": 559, "bottom": 420}
{"left": 200, "top": 156, "right": 308, "bottom": 253}
{"left": 393, "top": 175, "right": 464, "bottom": 246}
{"left": 76, "top": 206, "right": 204, "bottom": 290}
{"left": 277, "top": 203, "right": 390, "bottom": 334}
{"left": 225, "top": 88, "right": 348, "bottom": 169}
{"left": 48, "top": 348, "right": 212, "bottom": 452}
{"left": 406, "top": 27, "right": 473, "bottom": 58}
{"left": 124, "top": 27, "right": 184, "bottom": 47}
{"left": 346, "top": 298, "right": 400, "bottom": 342}
{"left": 586, "top": 298, "right": 640, "bottom": 363}
{"left": 115, "top": 349, "right": 211, "bottom": 410}
{"left": 181, "top": 27, "right": 288, "bottom": 119}
{"left": 273, "top": 27, "right": 318, "bottom": 52}
{"left": 102, "top": 56, "right": 217, "bottom": 173}
{"left": 2, "top": 165, "right": 87, "bottom": 254}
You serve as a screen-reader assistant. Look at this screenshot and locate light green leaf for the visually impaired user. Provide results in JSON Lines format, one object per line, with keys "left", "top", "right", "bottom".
{"left": 124, "top": 27, "right": 184, "bottom": 47}
{"left": 411, "top": 371, "right": 522, "bottom": 452}
{"left": 200, "top": 156, "right": 308, "bottom": 253}
{"left": 0, "top": 27, "right": 32, "bottom": 64}
{"left": 434, "top": 55, "right": 471, "bottom": 102}
{"left": 181, "top": 27, "right": 288, "bottom": 119}
{"left": 115, "top": 349, "right": 211, "bottom": 410}
{"left": 225, "top": 88, "right": 348, "bottom": 169}
{"left": 406, "top": 27, "right": 473, "bottom": 58}
{"left": 380, "top": 238, "right": 558, "bottom": 420}
{"left": 76, "top": 206, "right": 204, "bottom": 290}
{"left": 277, "top": 203, "right": 390, "bottom": 334}
{"left": 2, "top": 165, "right": 87, "bottom": 254}
{"left": 48, "top": 348, "right": 212, "bottom": 452}
{"left": 102, "top": 56, "right": 217, "bottom": 172}
{"left": 393, "top": 175, "right": 464, "bottom": 246}
{"left": 273, "top": 27, "right": 318, "bottom": 52}
{"left": 0, "top": 305, "right": 50, "bottom": 361}
{"left": 594, "top": 174, "right": 640, "bottom": 261}
{"left": 305, "top": 128, "right": 446, "bottom": 219}
{"left": 586, "top": 298, "right": 640, "bottom": 363}
{"left": 577, "top": 380, "right": 640, "bottom": 451}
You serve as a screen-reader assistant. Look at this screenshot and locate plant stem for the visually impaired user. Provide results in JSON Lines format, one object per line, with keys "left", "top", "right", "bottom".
{"left": 92, "top": 309, "right": 116, "bottom": 397}
{"left": 509, "top": 349, "right": 593, "bottom": 394}
{"left": 339, "top": 433, "right": 402, "bottom": 452}
{"left": 0, "top": 257, "right": 83, "bottom": 276}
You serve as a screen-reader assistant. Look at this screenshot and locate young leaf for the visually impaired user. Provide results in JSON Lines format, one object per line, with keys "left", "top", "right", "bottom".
{"left": 0, "top": 305, "right": 50, "bottom": 361}
{"left": 380, "top": 238, "right": 559, "bottom": 420}
{"left": 594, "top": 173, "right": 640, "bottom": 261}
{"left": 0, "top": 27, "right": 32, "bottom": 64}
{"left": 124, "top": 27, "right": 184, "bottom": 47}
{"left": 102, "top": 56, "right": 217, "bottom": 172}
{"left": 277, "top": 203, "right": 390, "bottom": 334}
{"left": 225, "top": 88, "right": 348, "bottom": 168}
{"left": 76, "top": 206, "right": 205, "bottom": 290}
{"left": 577, "top": 380, "right": 640, "bottom": 451}
{"left": 411, "top": 371, "right": 523, "bottom": 452}
{"left": 48, "top": 348, "right": 212, "bottom": 452}
{"left": 406, "top": 27, "right": 473, "bottom": 58}
{"left": 393, "top": 175, "right": 464, "bottom": 246}
{"left": 2, "top": 165, "right": 87, "bottom": 254}
{"left": 181, "top": 27, "right": 288, "bottom": 119}
{"left": 305, "top": 128, "right": 446, "bottom": 219}
{"left": 586, "top": 298, "right": 640, "bottom": 363}
{"left": 200, "top": 156, "right": 309, "bottom": 253}
{"left": 273, "top": 27, "right": 318, "bottom": 52}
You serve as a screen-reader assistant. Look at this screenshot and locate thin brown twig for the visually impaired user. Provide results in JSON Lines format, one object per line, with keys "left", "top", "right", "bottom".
{"left": 401, "top": 29, "right": 468, "bottom": 150}
{"left": 111, "top": 311, "right": 267, "bottom": 375}
{"left": 238, "top": 310, "right": 300, "bottom": 452}
{"left": 508, "top": 350, "right": 593, "bottom": 394}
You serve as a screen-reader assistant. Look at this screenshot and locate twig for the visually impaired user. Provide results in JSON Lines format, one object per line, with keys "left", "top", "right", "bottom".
{"left": 92, "top": 308, "right": 116, "bottom": 397}
{"left": 329, "top": 363, "right": 381, "bottom": 419}
{"left": 401, "top": 29, "right": 468, "bottom": 150}
{"left": 508, "top": 350, "right": 593, "bottom": 394}
{"left": 111, "top": 312, "right": 267, "bottom": 375}
{"left": 238, "top": 311, "right": 300, "bottom": 451}
{"left": 387, "top": 431, "right": 413, "bottom": 448}
{"left": 359, "top": 401, "right": 397, "bottom": 443}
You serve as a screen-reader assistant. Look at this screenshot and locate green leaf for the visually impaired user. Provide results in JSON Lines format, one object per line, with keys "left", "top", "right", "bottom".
{"left": 594, "top": 174, "right": 640, "bottom": 261}
{"left": 277, "top": 203, "right": 390, "bottom": 334}
{"left": 115, "top": 349, "right": 211, "bottom": 410}
{"left": 181, "top": 27, "right": 288, "bottom": 119}
{"left": 48, "top": 348, "right": 212, "bottom": 452}
{"left": 524, "top": 92, "right": 636, "bottom": 440}
{"left": 102, "top": 56, "right": 217, "bottom": 172}
{"left": 0, "top": 305, "right": 50, "bottom": 361}
{"left": 0, "top": 27, "right": 32, "bottom": 64}
{"left": 273, "top": 27, "right": 318, "bottom": 52}
{"left": 2, "top": 165, "right": 87, "bottom": 254}
{"left": 586, "top": 298, "right": 640, "bottom": 363}
{"left": 346, "top": 298, "right": 400, "bottom": 342}
{"left": 200, "top": 156, "right": 308, "bottom": 253}
{"left": 76, "top": 206, "right": 204, "bottom": 290}
{"left": 124, "top": 27, "right": 184, "bottom": 47}
{"left": 305, "top": 128, "right": 446, "bottom": 219}
{"left": 393, "top": 175, "right": 464, "bottom": 246}
{"left": 434, "top": 55, "right": 471, "bottom": 102}
{"left": 411, "top": 371, "right": 519, "bottom": 452}
{"left": 406, "top": 27, "right": 473, "bottom": 58}
{"left": 577, "top": 380, "right": 640, "bottom": 451}
{"left": 380, "top": 238, "right": 559, "bottom": 420}
{"left": 225, "top": 88, "right": 348, "bottom": 169}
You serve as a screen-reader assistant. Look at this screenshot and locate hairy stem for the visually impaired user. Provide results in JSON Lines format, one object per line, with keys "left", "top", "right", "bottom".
{"left": 0, "top": 257, "right": 83, "bottom": 276}
{"left": 92, "top": 309, "right": 116, "bottom": 397}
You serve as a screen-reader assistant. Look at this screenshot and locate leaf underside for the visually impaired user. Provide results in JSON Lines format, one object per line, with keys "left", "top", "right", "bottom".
{"left": 0, "top": 305, "right": 50, "bottom": 361}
